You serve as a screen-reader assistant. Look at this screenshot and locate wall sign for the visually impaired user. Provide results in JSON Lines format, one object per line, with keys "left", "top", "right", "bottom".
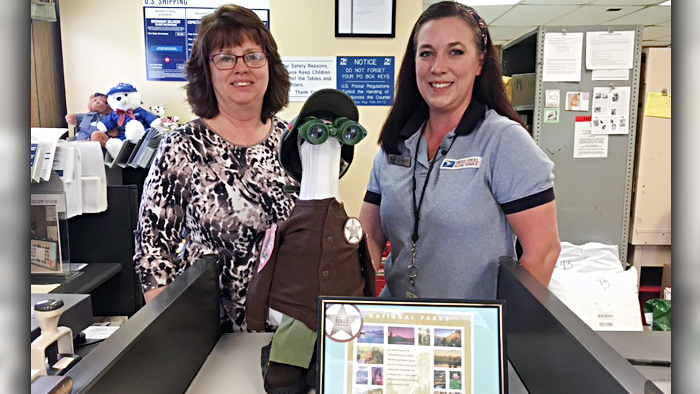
{"left": 337, "top": 56, "right": 394, "bottom": 106}
{"left": 283, "top": 57, "right": 337, "bottom": 102}
{"left": 143, "top": 1, "right": 270, "bottom": 81}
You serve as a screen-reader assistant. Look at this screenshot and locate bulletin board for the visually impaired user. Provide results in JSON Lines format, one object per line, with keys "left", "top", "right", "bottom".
{"left": 532, "top": 25, "right": 642, "bottom": 265}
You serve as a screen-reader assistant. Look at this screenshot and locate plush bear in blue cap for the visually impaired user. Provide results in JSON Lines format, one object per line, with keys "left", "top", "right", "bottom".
{"left": 97, "top": 82, "right": 162, "bottom": 158}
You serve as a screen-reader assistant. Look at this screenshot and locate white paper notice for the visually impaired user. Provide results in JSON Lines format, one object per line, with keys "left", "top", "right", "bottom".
{"left": 352, "top": 0, "right": 393, "bottom": 35}
{"left": 283, "top": 57, "right": 337, "bottom": 101}
{"left": 543, "top": 32, "right": 583, "bottom": 82}
{"left": 337, "top": 0, "right": 393, "bottom": 35}
{"left": 592, "top": 69, "right": 630, "bottom": 81}
{"left": 574, "top": 118, "right": 608, "bottom": 158}
{"left": 586, "top": 30, "right": 635, "bottom": 70}
{"left": 83, "top": 325, "right": 120, "bottom": 340}
{"left": 591, "top": 86, "right": 630, "bottom": 134}
{"left": 545, "top": 89, "right": 560, "bottom": 108}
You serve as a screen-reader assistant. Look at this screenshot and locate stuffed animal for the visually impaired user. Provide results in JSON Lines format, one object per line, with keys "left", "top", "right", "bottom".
{"left": 161, "top": 115, "right": 181, "bottom": 131}
{"left": 65, "top": 92, "right": 116, "bottom": 144}
{"left": 149, "top": 104, "right": 166, "bottom": 118}
{"left": 149, "top": 104, "right": 181, "bottom": 131}
{"left": 246, "top": 89, "right": 374, "bottom": 394}
{"left": 97, "top": 82, "right": 161, "bottom": 158}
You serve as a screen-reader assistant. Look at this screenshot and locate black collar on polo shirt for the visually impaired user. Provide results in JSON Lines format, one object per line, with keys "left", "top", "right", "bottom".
{"left": 398, "top": 100, "right": 487, "bottom": 140}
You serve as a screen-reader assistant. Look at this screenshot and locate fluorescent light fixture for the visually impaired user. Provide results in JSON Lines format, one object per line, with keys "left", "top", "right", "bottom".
{"left": 458, "top": 0, "right": 521, "bottom": 5}
{"left": 659, "top": 1, "right": 671, "bottom": 5}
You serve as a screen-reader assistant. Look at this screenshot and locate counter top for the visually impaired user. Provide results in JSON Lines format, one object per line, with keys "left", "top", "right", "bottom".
{"left": 185, "top": 332, "right": 529, "bottom": 394}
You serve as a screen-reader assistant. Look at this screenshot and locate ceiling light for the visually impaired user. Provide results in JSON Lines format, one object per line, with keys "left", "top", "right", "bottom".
{"left": 659, "top": 1, "right": 671, "bottom": 5}
{"left": 458, "top": 0, "right": 522, "bottom": 5}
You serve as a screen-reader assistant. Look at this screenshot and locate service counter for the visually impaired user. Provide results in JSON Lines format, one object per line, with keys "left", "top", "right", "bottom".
{"left": 54, "top": 257, "right": 668, "bottom": 394}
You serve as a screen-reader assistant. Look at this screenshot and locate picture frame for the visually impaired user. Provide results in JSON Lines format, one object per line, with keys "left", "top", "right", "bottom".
{"left": 317, "top": 297, "right": 507, "bottom": 394}
{"left": 335, "top": 0, "right": 396, "bottom": 38}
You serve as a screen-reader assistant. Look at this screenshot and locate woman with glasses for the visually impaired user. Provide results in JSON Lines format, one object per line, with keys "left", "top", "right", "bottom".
{"left": 134, "top": 4, "right": 296, "bottom": 333}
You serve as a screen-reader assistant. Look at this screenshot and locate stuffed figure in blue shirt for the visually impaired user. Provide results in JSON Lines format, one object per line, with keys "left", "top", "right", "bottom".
{"left": 97, "top": 82, "right": 162, "bottom": 158}
{"left": 65, "top": 92, "right": 116, "bottom": 145}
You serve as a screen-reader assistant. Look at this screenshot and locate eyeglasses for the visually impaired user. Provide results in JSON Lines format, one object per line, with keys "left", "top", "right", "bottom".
{"left": 297, "top": 116, "right": 367, "bottom": 146}
{"left": 209, "top": 52, "right": 268, "bottom": 70}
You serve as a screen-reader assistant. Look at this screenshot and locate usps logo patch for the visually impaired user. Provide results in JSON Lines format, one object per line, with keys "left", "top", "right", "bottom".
{"left": 440, "top": 156, "right": 482, "bottom": 170}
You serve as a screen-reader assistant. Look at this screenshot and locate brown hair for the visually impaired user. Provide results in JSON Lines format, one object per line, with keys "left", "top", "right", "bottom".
{"left": 185, "top": 4, "right": 290, "bottom": 122}
{"left": 379, "top": 1, "right": 524, "bottom": 154}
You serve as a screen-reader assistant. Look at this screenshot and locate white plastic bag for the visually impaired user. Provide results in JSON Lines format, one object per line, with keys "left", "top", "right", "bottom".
{"left": 555, "top": 242, "right": 622, "bottom": 273}
{"left": 549, "top": 242, "right": 642, "bottom": 331}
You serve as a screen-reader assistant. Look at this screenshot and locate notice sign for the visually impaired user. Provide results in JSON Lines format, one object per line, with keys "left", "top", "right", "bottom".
{"left": 574, "top": 116, "right": 608, "bottom": 158}
{"left": 337, "top": 56, "right": 394, "bottom": 106}
{"left": 283, "top": 57, "right": 337, "bottom": 102}
{"left": 143, "top": 1, "right": 270, "bottom": 81}
{"left": 144, "top": 7, "right": 188, "bottom": 81}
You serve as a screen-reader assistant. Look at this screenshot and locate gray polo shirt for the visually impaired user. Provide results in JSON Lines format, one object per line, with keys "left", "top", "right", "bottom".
{"left": 365, "top": 103, "right": 554, "bottom": 300}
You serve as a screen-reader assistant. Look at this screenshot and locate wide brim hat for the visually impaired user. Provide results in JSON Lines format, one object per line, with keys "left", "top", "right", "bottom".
{"left": 107, "top": 83, "right": 138, "bottom": 96}
{"left": 280, "top": 89, "right": 359, "bottom": 183}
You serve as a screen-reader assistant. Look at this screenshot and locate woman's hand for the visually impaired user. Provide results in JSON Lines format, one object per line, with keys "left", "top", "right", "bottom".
{"left": 144, "top": 286, "right": 168, "bottom": 303}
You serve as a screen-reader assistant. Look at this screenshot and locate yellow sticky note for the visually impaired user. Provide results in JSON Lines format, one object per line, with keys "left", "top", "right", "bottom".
{"left": 645, "top": 92, "right": 671, "bottom": 119}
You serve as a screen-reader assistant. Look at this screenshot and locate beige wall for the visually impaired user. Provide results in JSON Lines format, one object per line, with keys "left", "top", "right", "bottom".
{"left": 59, "top": 0, "right": 423, "bottom": 216}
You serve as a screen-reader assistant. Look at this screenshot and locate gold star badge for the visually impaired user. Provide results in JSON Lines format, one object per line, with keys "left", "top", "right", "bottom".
{"left": 344, "top": 217, "right": 363, "bottom": 245}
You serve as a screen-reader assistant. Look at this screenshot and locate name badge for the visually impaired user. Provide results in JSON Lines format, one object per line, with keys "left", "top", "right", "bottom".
{"left": 388, "top": 154, "right": 411, "bottom": 168}
{"left": 440, "top": 156, "right": 482, "bottom": 170}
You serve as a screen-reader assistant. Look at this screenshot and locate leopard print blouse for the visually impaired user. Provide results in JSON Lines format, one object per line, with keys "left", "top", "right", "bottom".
{"left": 134, "top": 117, "right": 297, "bottom": 332}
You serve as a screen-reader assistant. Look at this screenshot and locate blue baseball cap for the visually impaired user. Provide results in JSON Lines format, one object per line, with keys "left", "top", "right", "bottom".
{"left": 107, "top": 83, "right": 138, "bottom": 96}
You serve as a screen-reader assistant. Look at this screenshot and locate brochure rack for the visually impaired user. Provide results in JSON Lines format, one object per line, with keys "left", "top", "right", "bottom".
{"left": 31, "top": 172, "right": 73, "bottom": 279}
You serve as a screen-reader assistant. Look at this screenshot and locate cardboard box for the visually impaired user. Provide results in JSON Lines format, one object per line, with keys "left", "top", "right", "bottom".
{"left": 661, "top": 262, "right": 671, "bottom": 289}
{"left": 511, "top": 73, "right": 536, "bottom": 108}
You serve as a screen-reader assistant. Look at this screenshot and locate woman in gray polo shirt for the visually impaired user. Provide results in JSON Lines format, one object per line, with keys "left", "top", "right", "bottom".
{"left": 359, "top": 1, "right": 561, "bottom": 300}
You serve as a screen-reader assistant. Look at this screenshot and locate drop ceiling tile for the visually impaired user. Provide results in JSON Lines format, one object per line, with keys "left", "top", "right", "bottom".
{"left": 606, "top": 6, "right": 672, "bottom": 24}
{"left": 545, "top": 5, "right": 643, "bottom": 25}
{"left": 589, "top": 0, "right": 664, "bottom": 5}
{"left": 643, "top": 26, "right": 671, "bottom": 40}
{"left": 488, "top": 26, "right": 538, "bottom": 43}
{"left": 469, "top": 5, "right": 515, "bottom": 25}
{"left": 521, "top": 0, "right": 595, "bottom": 4}
{"left": 654, "top": 20, "right": 671, "bottom": 26}
{"left": 491, "top": 5, "right": 580, "bottom": 26}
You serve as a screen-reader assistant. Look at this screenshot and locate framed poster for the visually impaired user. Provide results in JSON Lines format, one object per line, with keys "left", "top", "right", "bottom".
{"left": 143, "top": 0, "right": 271, "bottom": 81}
{"left": 335, "top": 0, "right": 396, "bottom": 38}
{"left": 318, "top": 297, "right": 507, "bottom": 394}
